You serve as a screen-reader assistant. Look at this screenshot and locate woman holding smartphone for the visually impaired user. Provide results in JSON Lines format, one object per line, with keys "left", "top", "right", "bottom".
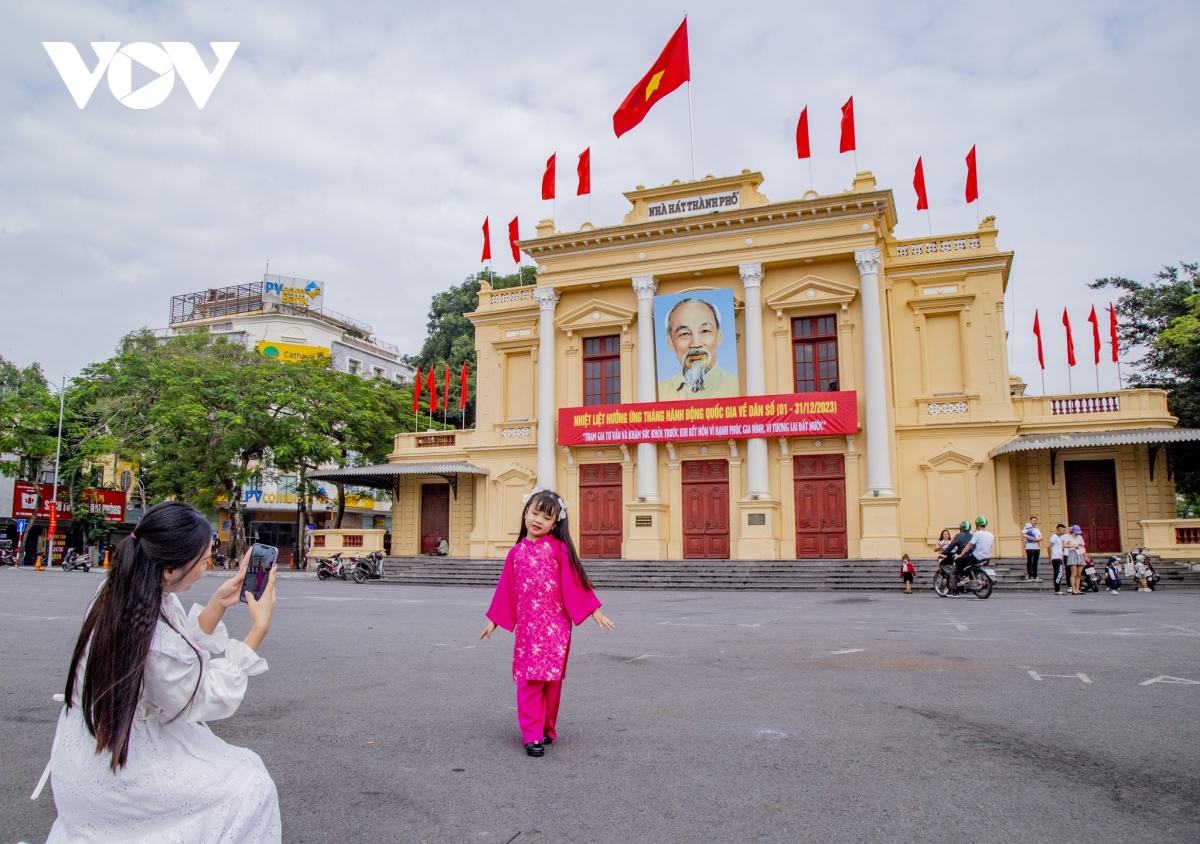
{"left": 35, "top": 500, "right": 281, "bottom": 843}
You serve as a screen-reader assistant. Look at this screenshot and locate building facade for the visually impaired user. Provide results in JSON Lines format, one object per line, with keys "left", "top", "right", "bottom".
{"left": 361, "top": 170, "right": 1196, "bottom": 561}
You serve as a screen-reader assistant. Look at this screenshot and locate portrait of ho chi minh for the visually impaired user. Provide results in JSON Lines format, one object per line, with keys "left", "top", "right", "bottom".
{"left": 656, "top": 290, "right": 741, "bottom": 400}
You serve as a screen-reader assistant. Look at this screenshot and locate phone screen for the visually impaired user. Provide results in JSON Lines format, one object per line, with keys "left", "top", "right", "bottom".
{"left": 240, "top": 543, "right": 278, "bottom": 603}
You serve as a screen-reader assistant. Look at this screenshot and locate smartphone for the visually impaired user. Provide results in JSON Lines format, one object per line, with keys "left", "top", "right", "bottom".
{"left": 239, "top": 543, "right": 278, "bottom": 603}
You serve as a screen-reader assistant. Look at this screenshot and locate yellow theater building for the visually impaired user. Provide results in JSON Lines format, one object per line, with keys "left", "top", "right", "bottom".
{"left": 316, "top": 169, "right": 1199, "bottom": 562}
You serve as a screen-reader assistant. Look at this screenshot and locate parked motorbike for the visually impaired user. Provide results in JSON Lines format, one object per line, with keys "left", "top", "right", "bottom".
{"left": 351, "top": 550, "right": 386, "bottom": 584}
{"left": 62, "top": 550, "right": 91, "bottom": 572}
{"left": 933, "top": 553, "right": 995, "bottom": 599}
{"left": 1080, "top": 560, "right": 1102, "bottom": 593}
{"left": 212, "top": 550, "right": 231, "bottom": 569}
{"left": 316, "top": 552, "right": 348, "bottom": 581}
{"left": 0, "top": 540, "right": 16, "bottom": 566}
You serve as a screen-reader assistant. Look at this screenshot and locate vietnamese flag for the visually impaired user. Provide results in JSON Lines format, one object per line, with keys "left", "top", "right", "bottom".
{"left": 965, "top": 145, "right": 979, "bottom": 204}
{"left": 913, "top": 157, "right": 928, "bottom": 211}
{"left": 795, "top": 106, "right": 810, "bottom": 159}
{"left": 1108, "top": 304, "right": 1119, "bottom": 362}
{"left": 613, "top": 18, "right": 690, "bottom": 138}
{"left": 1032, "top": 311, "right": 1045, "bottom": 370}
{"left": 541, "top": 153, "right": 556, "bottom": 201}
{"left": 480, "top": 217, "right": 491, "bottom": 262}
{"left": 426, "top": 367, "right": 438, "bottom": 413}
{"left": 577, "top": 148, "right": 591, "bottom": 196}
{"left": 412, "top": 366, "right": 421, "bottom": 415}
{"left": 839, "top": 97, "right": 855, "bottom": 153}
{"left": 459, "top": 361, "right": 470, "bottom": 409}
{"left": 1063, "top": 308, "right": 1076, "bottom": 367}
{"left": 508, "top": 216, "right": 521, "bottom": 263}
{"left": 1087, "top": 305, "right": 1102, "bottom": 365}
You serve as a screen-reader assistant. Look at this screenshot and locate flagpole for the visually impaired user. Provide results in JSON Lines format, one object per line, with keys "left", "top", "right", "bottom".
{"left": 1040, "top": 369, "right": 1045, "bottom": 395}
{"left": 925, "top": 209, "right": 932, "bottom": 237}
{"left": 807, "top": 157, "right": 813, "bottom": 193}
{"left": 686, "top": 80, "right": 697, "bottom": 180}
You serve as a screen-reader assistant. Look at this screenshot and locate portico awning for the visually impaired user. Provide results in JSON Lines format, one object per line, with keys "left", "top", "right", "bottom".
{"left": 988, "top": 427, "right": 1200, "bottom": 457}
{"left": 308, "top": 462, "right": 488, "bottom": 498}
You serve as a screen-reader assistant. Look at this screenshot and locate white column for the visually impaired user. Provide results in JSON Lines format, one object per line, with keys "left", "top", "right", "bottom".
{"left": 533, "top": 286, "right": 560, "bottom": 489}
{"left": 632, "top": 275, "right": 660, "bottom": 502}
{"left": 739, "top": 262, "right": 770, "bottom": 498}
{"left": 854, "top": 248, "right": 893, "bottom": 495}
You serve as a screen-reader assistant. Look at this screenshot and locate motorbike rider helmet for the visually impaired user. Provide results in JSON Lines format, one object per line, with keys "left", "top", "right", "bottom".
{"left": 975, "top": 516, "right": 988, "bottom": 527}
{"left": 959, "top": 520, "right": 971, "bottom": 531}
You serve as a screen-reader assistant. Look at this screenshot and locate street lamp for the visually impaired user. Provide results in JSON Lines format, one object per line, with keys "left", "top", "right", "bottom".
{"left": 42, "top": 376, "right": 66, "bottom": 569}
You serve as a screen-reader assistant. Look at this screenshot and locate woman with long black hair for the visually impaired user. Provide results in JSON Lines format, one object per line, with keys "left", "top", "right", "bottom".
{"left": 35, "top": 500, "right": 281, "bottom": 843}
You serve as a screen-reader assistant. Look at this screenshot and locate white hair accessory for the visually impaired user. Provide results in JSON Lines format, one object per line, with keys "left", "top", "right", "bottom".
{"left": 556, "top": 497, "right": 568, "bottom": 521}
{"left": 520, "top": 488, "right": 568, "bottom": 521}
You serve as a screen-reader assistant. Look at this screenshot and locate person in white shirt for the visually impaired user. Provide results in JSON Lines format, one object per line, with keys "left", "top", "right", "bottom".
{"left": 1063, "top": 525, "right": 1086, "bottom": 594}
{"left": 1048, "top": 524, "right": 1067, "bottom": 594}
{"left": 955, "top": 516, "right": 994, "bottom": 588}
{"left": 1022, "top": 517, "right": 1043, "bottom": 581}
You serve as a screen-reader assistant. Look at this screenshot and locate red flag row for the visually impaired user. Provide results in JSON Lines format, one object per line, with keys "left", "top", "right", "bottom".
{"left": 412, "top": 362, "right": 471, "bottom": 414}
{"left": 540, "top": 148, "right": 592, "bottom": 201}
{"left": 1033, "top": 306, "right": 1120, "bottom": 370}
{"left": 906, "top": 146, "right": 980, "bottom": 210}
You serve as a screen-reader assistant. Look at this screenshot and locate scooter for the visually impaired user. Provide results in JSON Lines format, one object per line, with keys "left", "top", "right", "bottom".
{"left": 0, "top": 540, "right": 16, "bottom": 566}
{"left": 61, "top": 550, "right": 92, "bottom": 572}
{"left": 316, "top": 552, "right": 348, "bottom": 581}
{"left": 933, "top": 553, "right": 995, "bottom": 599}
{"left": 351, "top": 550, "right": 386, "bottom": 584}
{"left": 1080, "top": 560, "right": 1102, "bottom": 593}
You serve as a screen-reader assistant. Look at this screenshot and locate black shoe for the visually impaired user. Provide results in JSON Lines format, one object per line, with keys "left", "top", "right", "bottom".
{"left": 542, "top": 734, "right": 554, "bottom": 745}
{"left": 525, "top": 742, "right": 545, "bottom": 757}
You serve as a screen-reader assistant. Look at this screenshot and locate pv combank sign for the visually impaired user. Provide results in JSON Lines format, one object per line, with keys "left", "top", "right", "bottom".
{"left": 42, "top": 42, "right": 239, "bottom": 109}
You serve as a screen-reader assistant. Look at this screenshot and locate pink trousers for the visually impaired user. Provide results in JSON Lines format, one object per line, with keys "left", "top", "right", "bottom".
{"left": 516, "top": 679, "right": 562, "bottom": 744}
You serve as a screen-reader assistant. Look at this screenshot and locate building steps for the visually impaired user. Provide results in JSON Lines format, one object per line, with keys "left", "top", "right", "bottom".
{"left": 378, "top": 556, "right": 1200, "bottom": 591}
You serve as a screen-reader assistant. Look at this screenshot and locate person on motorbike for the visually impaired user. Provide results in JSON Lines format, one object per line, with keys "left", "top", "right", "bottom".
{"left": 956, "top": 517, "right": 994, "bottom": 591}
{"left": 942, "top": 521, "right": 974, "bottom": 593}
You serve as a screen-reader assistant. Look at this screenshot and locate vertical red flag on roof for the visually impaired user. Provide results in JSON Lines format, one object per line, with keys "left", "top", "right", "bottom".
{"left": 541, "top": 153, "right": 556, "bottom": 201}
{"left": 965, "top": 145, "right": 979, "bottom": 204}
{"left": 1032, "top": 310, "right": 1045, "bottom": 370}
{"left": 839, "top": 97, "right": 855, "bottom": 153}
{"left": 480, "top": 217, "right": 491, "bottom": 262}
{"left": 577, "top": 148, "right": 591, "bottom": 196}
{"left": 795, "top": 106, "right": 810, "bottom": 159}
{"left": 459, "top": 361, "right": 470, "bottom": 409}
{"left": 443, "top": 363, "right": 451, "bottom": 410}
{"left": 612, "top": 18, "right": 690, "bottom": 138}
{"left": 412, "top": 366, "right": 421, "bottom": 415}
{"left": 508, "top": 217, "right": 520, "bottom": 263}
{"left": 1087, "top": 306, "right": 1101, "bottom": 365}
{"left": 1063, "top": 308, "right": 1076, "bottom": 367}
{"left": 1108, "top": 304, "right": 1120, "bottom": 362}
{"left": 913, "top": 157, "right": 929, "bottom": 211}
{"left": 426, "top": 367, "right": 438, "bottom": 413}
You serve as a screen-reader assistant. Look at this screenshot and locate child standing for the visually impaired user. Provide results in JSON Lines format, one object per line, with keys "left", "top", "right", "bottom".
{"left": 900, "top": 554, "right": 916, "bottom": 594}
{"left": 481, "top": 489, "right": 614, "bottom": 757}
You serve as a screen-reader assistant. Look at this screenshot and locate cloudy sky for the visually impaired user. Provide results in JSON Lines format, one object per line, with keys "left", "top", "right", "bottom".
{"left": 2, "top": 1, "right": 1197, "bottom": 395}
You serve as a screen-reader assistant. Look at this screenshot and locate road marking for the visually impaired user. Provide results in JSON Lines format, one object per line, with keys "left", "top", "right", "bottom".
{"left": 828, "top": 648, "right": 864, "bottom": 655}
{"left": 947, "top": 619, "right": 969, "bottom": 632}
{"left": 736, "top": 623, "right": 763, "bottom": 628}
{"left": 1025, "top": 668, "right": 1091, "bottom": 684}
{"left": 1140, "top": 675, "right": 1200, "bottom": 686}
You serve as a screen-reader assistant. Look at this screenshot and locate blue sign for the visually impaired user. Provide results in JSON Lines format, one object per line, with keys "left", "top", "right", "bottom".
{"left": 16, "top": 518, "right": 26, "bottom": 533}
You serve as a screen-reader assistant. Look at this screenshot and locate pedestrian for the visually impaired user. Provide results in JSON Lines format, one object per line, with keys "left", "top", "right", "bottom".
{"left": 1049, "top": 524, "right": 1067, "bottom": 594}
{"left": 1105, "top": 556, "right": 1122, "bottom": 593}
{"left": 935, "top": 529, "right": 952, "bottom": 555}
{"left": 1144, "top": 559, "right": 1160, "bottom": 591}
{"left": 1022, "top": 517, "right": 1043, "bottom": 581}
{"left": 1064, "top": 525, "right": 1086, "bottom": 594}
{"left": 34, "top": 500, "right": 281, "bottom": 842}
{"left": 480, "top": 488, "right": 614, "bottom": 757}
{"left": 1135, "top": 557, "right": 1152, "bottom": 592}
{"left": 900, "top": 553, "right": 916, "bottom": 594}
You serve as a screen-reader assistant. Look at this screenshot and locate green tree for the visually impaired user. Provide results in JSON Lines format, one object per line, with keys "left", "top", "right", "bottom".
{"left": 1092, "top": 262, "right": 1200, "bottom": 505}
{"left": 0, "top": 358, "right": 60, "bottom": 560}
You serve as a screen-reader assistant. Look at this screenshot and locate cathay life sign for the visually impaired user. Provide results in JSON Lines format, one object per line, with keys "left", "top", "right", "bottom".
{"left": 43, "top": 42, "right": 239, "bottom": 109}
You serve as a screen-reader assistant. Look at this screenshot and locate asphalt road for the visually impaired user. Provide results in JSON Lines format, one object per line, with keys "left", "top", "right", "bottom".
{"left": 3, "top": 568, "right": 1199, "bottom": 844}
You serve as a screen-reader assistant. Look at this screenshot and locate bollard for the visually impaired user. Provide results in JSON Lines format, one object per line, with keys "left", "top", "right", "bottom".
{"left": 102, "top": 550, "right": 109, "bottom": 569}
{"left": 208, "top": 555, "right": 214, "bottom": 570}
{"left": 34, "top": 554, "right": 44, "bottom": 571}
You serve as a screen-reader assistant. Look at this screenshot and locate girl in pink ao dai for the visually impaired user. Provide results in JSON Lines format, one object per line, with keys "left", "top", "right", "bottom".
{"left": 480, "top": 489, "right": 614, "bottom": 757}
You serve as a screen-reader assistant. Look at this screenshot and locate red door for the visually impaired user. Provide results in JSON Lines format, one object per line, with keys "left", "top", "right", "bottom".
{"left": 1065, "top": 460, "right": 1120, "bottom": 553}
{"left": 420, "top": 484, "right": 450, "bottom": 554}
{"left": 794, "top": 455, "right": 848, "bottom": 558}
{"left": 682, "top": 460, "right": 730, "bottom": 559}
{"left": 579, "top": 463, "right": 623, "bottom": 558}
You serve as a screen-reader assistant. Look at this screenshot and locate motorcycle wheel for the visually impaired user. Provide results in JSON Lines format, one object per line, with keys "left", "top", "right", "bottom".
{"left": 352, "top": 568, "right": 366, "bottom": 584}
{"left": 317, "top": 569, "right": 329, "bottom": 581}
{"left": 82, "top": 564, "right": 90, "bottom": 572}
{"left": 933, "top": 572, "right": 951, "bottom": 597}
{"left": 972, "top": 575, "right": 993, "bottom": 599}
{"left": 340, "top": 570, "right": 347, "bottom": 581}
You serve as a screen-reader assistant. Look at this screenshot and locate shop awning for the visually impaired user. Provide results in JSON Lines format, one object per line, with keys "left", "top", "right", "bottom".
{"left": 308, "top": 461, "right": 488, "bottom": 498}
{"left": 989, "top": 427, "right": 1200, "bottom": 457}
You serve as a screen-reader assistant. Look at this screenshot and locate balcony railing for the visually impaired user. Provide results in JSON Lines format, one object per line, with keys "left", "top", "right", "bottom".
{"left": 1051, "top": 395, "right": 1121, "bottom": 415}
{"left": 1015, "top": 389, "right": 1172, "bottom": 426}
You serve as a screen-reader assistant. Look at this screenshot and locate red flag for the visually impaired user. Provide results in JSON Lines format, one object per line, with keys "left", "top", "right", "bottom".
{"left": 412, "top": 366, "right": 421, "bottom": 415}
{"left": 613, "top": 18, "right": 690, "bottom": 138}
{"left": 1087, "top": 305, "right": 1101, "bottom": 365}
{"left": 426, "top": 367, "right": 438, "bottom": 413}
{"left": 1108, "top": 304, "right": 1119, "bottom": 362}
{"left": 1063, "top": 308, "right": 1076, "bottom": 367}
{"left": 965, "top": 145, "right": 978, "bottom": 204}
{"left": 480, "top": 217, "right": 491, "bottom": 262}
{"left": 459, "top": 361, "right": 469, "bottom": 409}
{"left": 541, "top": 153, "right": 556, "bottom": 201}
{"left": 913, "top": 157, "right": 928, "bottom": 211}
{"left": 577, "top": 148, "right": 591, "bottom": 196}
{"left": 1033, "top": 310, "right": 1045, "bottom": 370}
{"left": 508, "top": 216, "right": 520, "bottom": 263}
{"left": 795, "top": 106, "right": 810, "bottom": 159}
{"left": 839, "top": 97, "right": 855, "bottom": 153}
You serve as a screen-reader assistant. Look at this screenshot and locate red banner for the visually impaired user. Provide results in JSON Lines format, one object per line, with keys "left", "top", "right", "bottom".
{"left": 558, "top": 391, "right": 858, "bottom": 446}
{"left": 81, "top": 488, "right": 128, "bottom": 523}
{"left": 11, "top": 483, "right": 126, "bottom": 522}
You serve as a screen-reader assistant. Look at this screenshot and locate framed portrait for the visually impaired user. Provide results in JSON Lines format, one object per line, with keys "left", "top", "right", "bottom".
{"left": 653, "top": 288, "right": 740, "bottom": 401}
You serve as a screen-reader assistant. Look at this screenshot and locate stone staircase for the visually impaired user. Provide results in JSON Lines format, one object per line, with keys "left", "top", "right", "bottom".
{"left": 378, "top": 555, "right": 1200, "bottom": 591}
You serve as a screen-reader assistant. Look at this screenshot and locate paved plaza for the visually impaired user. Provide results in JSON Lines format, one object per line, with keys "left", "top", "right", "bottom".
{"left": 3, "top": 568, "right": 1199, "bottom": 844}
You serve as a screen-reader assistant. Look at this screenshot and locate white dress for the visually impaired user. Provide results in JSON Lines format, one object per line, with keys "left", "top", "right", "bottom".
{"left": 41, "top": 593, "right": 281, "bottom": 843}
